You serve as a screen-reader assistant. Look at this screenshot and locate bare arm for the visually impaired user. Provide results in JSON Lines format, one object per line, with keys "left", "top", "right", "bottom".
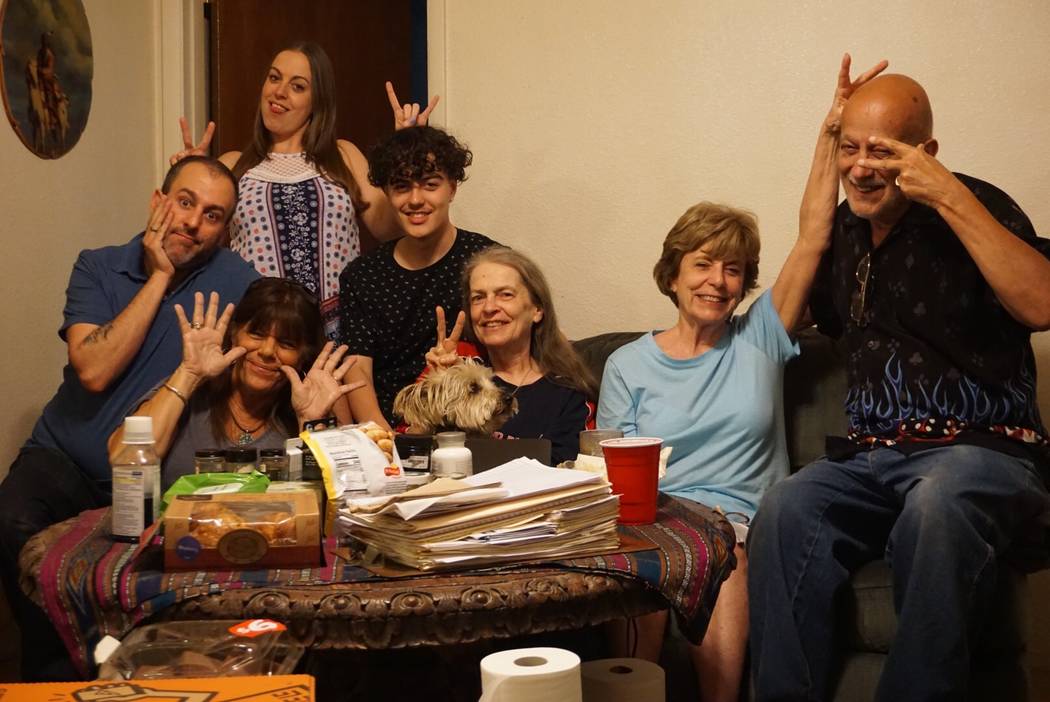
{"left": 339, "top": 140, "right": 400, "bottom": 242}
{"left": 336, "top": 83, "right": 441, "bottom": 243}
{"left": 772, "top": 53, "right": 888, "bottom": 332}
{"left": 107, "top": 365, "right": 204, "bottom": 460}
{"left": 69, "top": 197, "right": 178, "bottom": 392}
{"left": 218, "top": 150, "right": 241, "bottom": 170}
{"left": 935, "top": 190, "right": 1050, "bottom": 329}
{"left": 860, "top": 138, "right": 1050, "bottom": 330}
{"left": 343, "top": 355, "right": 393, "bottom": 430}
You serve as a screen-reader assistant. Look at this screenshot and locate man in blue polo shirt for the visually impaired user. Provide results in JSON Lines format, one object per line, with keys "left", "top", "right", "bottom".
{"left": 0, "top": 156, "right": 258, "bottom": 680}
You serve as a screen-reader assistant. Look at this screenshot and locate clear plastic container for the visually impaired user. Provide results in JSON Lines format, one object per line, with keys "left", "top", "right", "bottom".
{"left": 96, "top": 619, "right": 304, "bottom": 680}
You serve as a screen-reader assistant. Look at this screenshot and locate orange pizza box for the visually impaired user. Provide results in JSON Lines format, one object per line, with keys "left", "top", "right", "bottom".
{"left": 164, "top": 492, "right": 320, "bottom": 571}
{"left": 0, "top": 674, "right": 314, "bottom": 701}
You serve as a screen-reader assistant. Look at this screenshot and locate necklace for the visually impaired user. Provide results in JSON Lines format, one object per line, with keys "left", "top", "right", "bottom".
{"left": 505, "top": 362, "right": 538, "bottom": 398}
{"left": 230, "top": 412, "right": 267, "bottom": 445}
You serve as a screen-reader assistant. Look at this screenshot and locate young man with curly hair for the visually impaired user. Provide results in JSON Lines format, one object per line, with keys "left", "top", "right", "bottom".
{"left": 338, "top": 126, "right": 499, "bottom": 426}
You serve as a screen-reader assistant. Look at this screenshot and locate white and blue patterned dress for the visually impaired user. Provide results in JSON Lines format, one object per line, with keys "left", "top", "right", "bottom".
{"left": 229, "top": 152, "right": 360, "bottom": 340}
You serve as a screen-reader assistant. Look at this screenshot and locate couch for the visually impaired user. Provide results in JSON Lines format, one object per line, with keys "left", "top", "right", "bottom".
{"left": 572, "top": 327, "right": 1031, "bottom": 702}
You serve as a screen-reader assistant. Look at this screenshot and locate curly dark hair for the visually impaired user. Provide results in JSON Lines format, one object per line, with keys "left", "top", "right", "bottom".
{"left": 368, "top": 126, "right": 472, "bottom": 187}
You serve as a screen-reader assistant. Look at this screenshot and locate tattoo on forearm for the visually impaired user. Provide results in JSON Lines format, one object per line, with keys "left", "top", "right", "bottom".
{"left": 83, "top": 322, "right": 114, "bottom": 345}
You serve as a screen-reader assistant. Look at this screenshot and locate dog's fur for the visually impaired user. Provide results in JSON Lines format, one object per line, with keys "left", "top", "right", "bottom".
{"left": 394, "top": 360, "right": 517, "bottom": 435}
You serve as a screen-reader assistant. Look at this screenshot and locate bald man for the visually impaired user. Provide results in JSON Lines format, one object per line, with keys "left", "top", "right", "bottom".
{"left": 748, "top": 58, "right": 1050, "bottom": 701}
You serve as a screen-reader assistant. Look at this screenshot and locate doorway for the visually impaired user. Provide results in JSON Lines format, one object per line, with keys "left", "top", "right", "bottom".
{"left": 207, "top": 0, "right": 427, "bottom": 248}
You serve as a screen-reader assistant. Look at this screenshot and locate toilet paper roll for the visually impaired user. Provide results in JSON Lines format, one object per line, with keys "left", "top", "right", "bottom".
{"left": 479, "top": 647, "right": 582, "bottom": 702}
{"left": 581, "top": 657, "right": 665, "bottom": 702}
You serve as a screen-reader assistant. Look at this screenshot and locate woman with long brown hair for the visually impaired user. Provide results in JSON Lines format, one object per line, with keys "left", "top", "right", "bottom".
{"left": 108, "top": 278, "right": 360, "bottom": 489}
{"left": 425, "top": 246, "right": 594, "bottom": 463}
{"left": 171, "top": 41, "right": 436, "bottom": 340}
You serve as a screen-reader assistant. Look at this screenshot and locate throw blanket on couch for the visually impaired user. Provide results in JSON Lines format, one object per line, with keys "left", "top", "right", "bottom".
{"left": 23, "top": 494, "right": 735, "bottom": 676}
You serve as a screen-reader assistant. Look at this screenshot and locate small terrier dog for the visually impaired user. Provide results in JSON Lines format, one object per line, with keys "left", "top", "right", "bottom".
{"left": 394, "top": 360, "right": 517, "bottom": 435}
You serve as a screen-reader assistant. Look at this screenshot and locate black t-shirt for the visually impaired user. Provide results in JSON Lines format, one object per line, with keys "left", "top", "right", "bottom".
{"left": 810, "top": 173, "right": 1050, "bottom": 466}
{"left": 339, "top": 229, "right": 498, "bottom": 420}
{"left": 492, "top": 375, "right": 589, "bottom": 465}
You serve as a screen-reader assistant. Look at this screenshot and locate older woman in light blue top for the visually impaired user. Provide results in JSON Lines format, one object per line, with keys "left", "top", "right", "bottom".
{"left": 598, "top": 54, "right": 886, "bottom": 702}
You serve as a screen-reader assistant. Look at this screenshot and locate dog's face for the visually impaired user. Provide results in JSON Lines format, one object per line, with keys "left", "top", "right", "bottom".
{"left": 393, "top": 361, "right": 517, "bottom": 435}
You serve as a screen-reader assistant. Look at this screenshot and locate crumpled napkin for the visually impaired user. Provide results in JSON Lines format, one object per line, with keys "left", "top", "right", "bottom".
{"left": 567, "top": 446, "right": 672, "bottom": 481}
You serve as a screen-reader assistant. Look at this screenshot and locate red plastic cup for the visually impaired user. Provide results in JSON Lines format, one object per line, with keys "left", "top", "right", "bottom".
{"left": 600, "top": 437, "right": 662, "bottom": 525}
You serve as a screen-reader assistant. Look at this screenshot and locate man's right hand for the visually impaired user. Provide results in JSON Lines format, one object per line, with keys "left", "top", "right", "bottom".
{"left": 143, "top": 194, "right": 176, "bottom": 280}
{"left": 425, "top": 306, "right": 465, "bottom": 370}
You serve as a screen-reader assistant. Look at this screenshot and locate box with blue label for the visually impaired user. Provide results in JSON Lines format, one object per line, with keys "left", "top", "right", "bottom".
{"left": 163, "top": 492, "right": 320, "bottom": 571}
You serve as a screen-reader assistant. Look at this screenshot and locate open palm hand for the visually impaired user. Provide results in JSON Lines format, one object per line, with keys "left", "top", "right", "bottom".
{"left": 286, "top": 342, "right": 363, "bottom": 422}
{"left": 174, "top": 291, "right": 244, "bottom": 381}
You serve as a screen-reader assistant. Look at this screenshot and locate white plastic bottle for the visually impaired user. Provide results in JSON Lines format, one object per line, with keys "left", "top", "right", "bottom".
{"left": 111, "top": 416, "right": 161, "bottom": 543}
{"left": 431, "top": 431, "right": 473, "bottom": 479}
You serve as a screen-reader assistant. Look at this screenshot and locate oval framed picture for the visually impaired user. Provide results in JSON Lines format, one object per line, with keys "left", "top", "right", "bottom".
{"left": 0, "top": 0, "right": 92, "bottom": 159}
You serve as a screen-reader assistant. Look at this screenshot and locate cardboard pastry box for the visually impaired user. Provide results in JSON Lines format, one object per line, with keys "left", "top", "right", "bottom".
{"left": 164, "top": 492, "right": 320, "bottom": 571}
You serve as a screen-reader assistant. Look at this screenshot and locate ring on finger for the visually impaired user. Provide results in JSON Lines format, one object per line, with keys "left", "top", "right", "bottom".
{"left": 149, "top": 226, "right": 159, "bottom": 232}
{"left": 894, "top": 176, "right": 901, "bottom": 187}
{"left": 191, "top": 322, "right": 203, "bottom": 330}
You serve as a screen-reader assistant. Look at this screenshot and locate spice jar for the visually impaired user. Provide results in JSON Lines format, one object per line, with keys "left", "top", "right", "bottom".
{"left": 224, "top": 447, "right": 258, "bottom": 474}
{"left": 394, "top": 434, "right": 434, "bottom": 474}
{"left": 258, "top": 448, "right": 288, "bottom": 481}
{"left": 431, "top": 432, "right": 472, "bottom": 479}
{"left": 193, "top": 448, "right": 226, "bottom": 474}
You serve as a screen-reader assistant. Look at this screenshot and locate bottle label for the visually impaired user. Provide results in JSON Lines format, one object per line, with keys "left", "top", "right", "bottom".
{"left": 111, "top": 466, "right": 146, "bottom": 539}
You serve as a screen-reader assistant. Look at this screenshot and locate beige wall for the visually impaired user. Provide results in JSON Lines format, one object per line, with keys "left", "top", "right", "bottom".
{"left": 431, "top": 0, "right": 1050, "bottom": 674}
{"left": 433, "top": 0, "right": 1050, "bottom": 420}
{"left": 0, "top": 0, "right": 159, "bottom": 472}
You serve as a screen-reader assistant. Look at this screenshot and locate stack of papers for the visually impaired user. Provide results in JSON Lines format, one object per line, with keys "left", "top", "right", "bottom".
{"left": 336, "top": 458, "right": 620, "bottom": 570}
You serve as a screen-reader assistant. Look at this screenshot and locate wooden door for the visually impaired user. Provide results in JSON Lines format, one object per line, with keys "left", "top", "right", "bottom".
{"left": 208, "top": 0, "right": 426, "bottom": 248}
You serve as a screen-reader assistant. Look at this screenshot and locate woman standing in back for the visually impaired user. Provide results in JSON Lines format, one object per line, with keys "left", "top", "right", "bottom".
{"left": 171, "top": 41, "right": 436, "bottom": 340}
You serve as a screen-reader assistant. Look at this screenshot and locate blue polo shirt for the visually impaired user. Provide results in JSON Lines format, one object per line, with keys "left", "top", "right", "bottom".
{"left": 26, "top": 234, "right": 259, "bottom": 483}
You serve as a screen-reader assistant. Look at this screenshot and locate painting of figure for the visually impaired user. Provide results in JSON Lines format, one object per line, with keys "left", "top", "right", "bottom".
{"left": 0, "top": 0, "right": 92, "bottom": 159}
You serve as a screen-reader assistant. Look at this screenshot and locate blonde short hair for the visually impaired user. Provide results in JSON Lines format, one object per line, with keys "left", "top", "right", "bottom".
{"left": 652, "top": 202, "right": 761, "bottom": 306}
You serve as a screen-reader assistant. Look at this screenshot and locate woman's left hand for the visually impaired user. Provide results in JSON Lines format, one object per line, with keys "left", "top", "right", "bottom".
{"left": 168, "top": 116, "right": 216, "bottom": 166}
{"left": 386, "top": 81, "right": 441, "bottom": 130}
{"left": 285, "top": 342, "right": 364, "bottom": 422}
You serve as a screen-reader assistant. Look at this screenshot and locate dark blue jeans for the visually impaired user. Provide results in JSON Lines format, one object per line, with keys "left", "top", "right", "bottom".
{"left": 748, "top": 445, "right": 1049, "bottom": 702}
{"left": 0, "top": 446, "right": 109, "bottom": 680}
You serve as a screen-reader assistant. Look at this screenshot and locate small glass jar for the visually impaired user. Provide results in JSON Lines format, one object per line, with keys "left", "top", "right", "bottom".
{"left": 258, "top": 448, "right": 288, "bottom": 481}
{"left": 224, "top": 447, "right": 258, "bottom": 474}
{"left": 395, "top": 434, "right": 434, "bottom": 474}
{"left": 432, "top": 431, "right": 472, "bottom": 479}
{"left": 579, "top": 429, "right": 624, "bottom": 457}
{"left": 193, "top": 448, "right": 226, "bottom": 474}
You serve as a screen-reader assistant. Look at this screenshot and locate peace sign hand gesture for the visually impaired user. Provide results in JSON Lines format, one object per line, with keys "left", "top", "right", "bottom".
{"left": 173, "top": 291, "right": 244, "bottom": 383}
{"left": 823, "top": 53, "right": 888, "bottom": 136}
{"left": 285, "top": 342, "right": 364, "bottom": 422}
{"left": 168, "top": 116, "right": 216, "bottom": 166}
{"left": 856, "top": 136, "right": 957, "bottom": 209}
{"left": 386, "top": 81, "right": 441, "bottom": 130}
{"left": 425, "top": 306, "right": 465, "bottom": 370}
